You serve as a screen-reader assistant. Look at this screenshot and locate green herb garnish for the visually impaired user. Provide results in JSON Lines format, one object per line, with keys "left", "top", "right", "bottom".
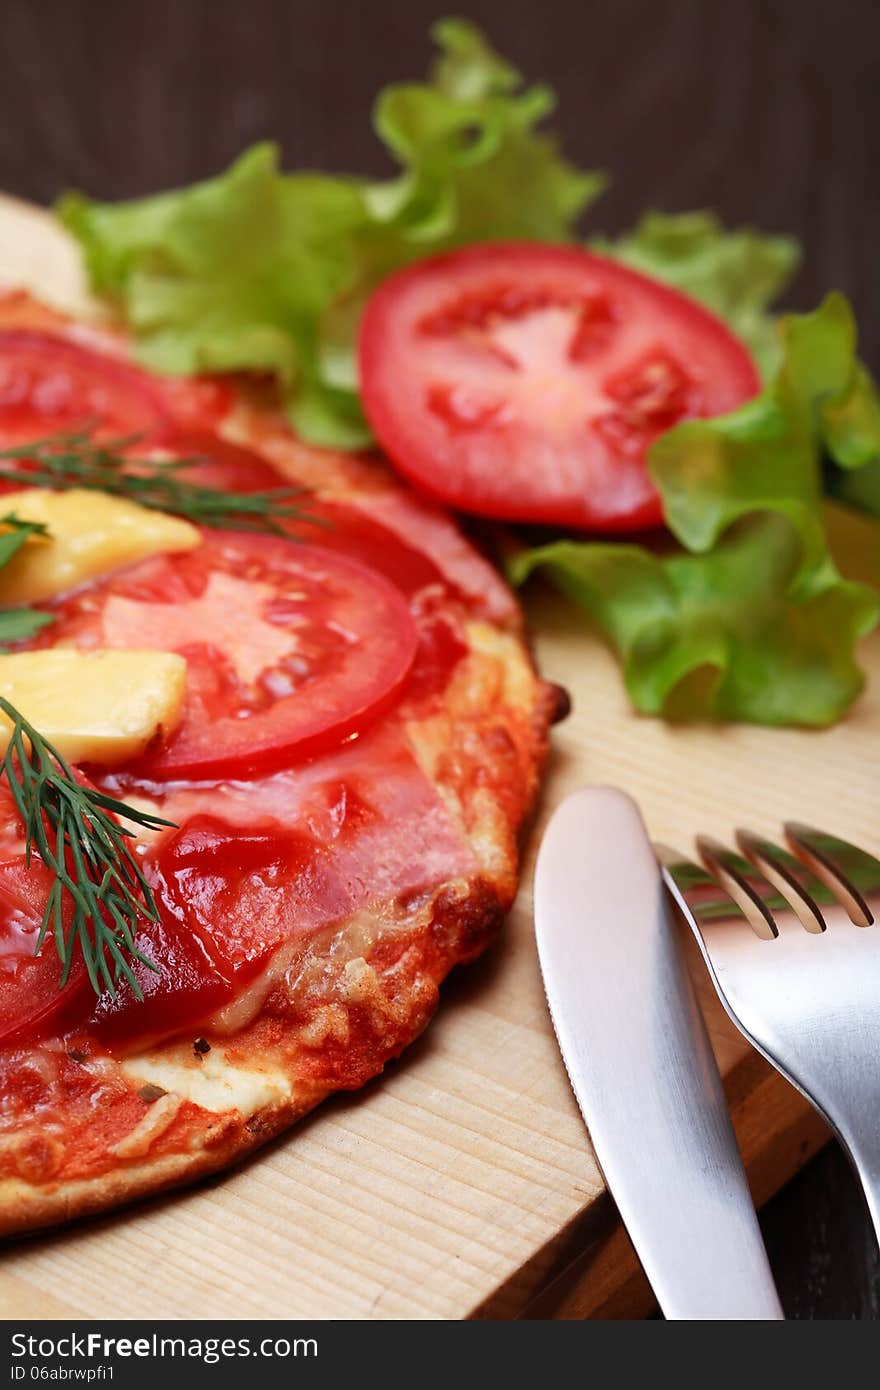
{"left": 0, "top": 696, "right": 175, "bottom": 998}
{"left": 0, "top": 515, "right": 55, "bottom": 646}
{"left": 0, "top": 427, "right": 319, "bottom": 536}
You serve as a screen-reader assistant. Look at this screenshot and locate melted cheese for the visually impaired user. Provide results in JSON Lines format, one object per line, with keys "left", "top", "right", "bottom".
{"left": 121, "top": 1050, "right": 293, "bottom": 1116}
{"left": 207, "top": 941, "right": 300, "bottom": 1036}
{"left": 0, "top": 488, "right": 199, "bottom": 603}
{"left": 0, "top": 648, "right": 187, "bottom": 764}
{"left": 109, "top": 1094, "right": 183, "bottom": 1159}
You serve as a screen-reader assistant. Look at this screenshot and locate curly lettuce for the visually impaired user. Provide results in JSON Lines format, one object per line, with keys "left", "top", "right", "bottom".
{"left": 58, "top": 19, "right": 602, "bottom": 449}
{"left": 511, "top": 296, "right": 880, "bottom": 726}
{"left": 828, "top": 459, "right": 880, "bottom": 519}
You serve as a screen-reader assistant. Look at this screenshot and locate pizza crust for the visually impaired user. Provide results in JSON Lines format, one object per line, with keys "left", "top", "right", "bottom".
{"left": 0, "top": 859, "right": 543, "bottom": 1238}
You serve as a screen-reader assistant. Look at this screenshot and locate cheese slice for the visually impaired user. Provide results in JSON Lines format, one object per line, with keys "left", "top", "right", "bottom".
{"left": 0, "top": 488, "right": 199, "bottom": 603}
{"left": 0, "top": 648, "right": 187, "bottom": 764}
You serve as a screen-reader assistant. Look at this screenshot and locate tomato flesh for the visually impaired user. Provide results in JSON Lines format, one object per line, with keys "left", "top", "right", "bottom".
{"left": 0, "top": 329, "right": 171, "bottom": 443}
{"left": 30, "top": 532, "right": 419, "bottom": 780}
{"left": 358, "top": 242, "right": 761, "bottom": 532}
{"left": 0, "top": 329, "right": 233, "bottom": 468}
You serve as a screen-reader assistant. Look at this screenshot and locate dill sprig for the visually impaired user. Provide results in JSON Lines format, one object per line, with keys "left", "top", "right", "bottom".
{"left": 0, "top": 514, "right": 56, "bottom": 646}
{"left": 0, "top": 697, "right": 176, "bottom": 998}
{"left": 0, "top": 426, "right": 321, "bottom": 536}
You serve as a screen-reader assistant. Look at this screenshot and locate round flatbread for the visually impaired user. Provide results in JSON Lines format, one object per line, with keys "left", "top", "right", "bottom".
{"left": 0, "top": 292, "right": 554, "bottom": 1236}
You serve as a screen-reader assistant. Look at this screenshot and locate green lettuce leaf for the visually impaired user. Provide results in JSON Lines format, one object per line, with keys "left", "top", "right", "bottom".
{"left": 510, "top": 295, "right": 880, "bottom": 727}
{"left": 828, "top": 458, "right": 880, "bottom": 519}
{"left": 512, "top": 519, "right": 875, "bottom": 725}
{"left": 58, "top": 19, "right": 603, "bottom": 449}
{"left": 595, "top": 210, "right": 800, "bottom": 378}
{"left": 822, "top": 360, "right": 880, "bottom": 518}
{"left": 61, "top": 145, "right": 370, "bottom": 447}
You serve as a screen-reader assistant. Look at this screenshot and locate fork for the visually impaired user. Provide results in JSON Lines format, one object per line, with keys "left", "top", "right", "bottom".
{"left": 658, "top": 823, "right": 880, "bottom": 1243}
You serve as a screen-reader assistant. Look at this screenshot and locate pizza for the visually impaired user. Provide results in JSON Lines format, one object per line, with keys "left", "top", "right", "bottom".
{"left": 0, "top": 292, "right": 555, "bottom": 1236}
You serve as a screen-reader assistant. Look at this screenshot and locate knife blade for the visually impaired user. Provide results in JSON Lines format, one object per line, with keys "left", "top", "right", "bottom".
{"left": 533, "top": 786, "right": 783, "bottom": 1320}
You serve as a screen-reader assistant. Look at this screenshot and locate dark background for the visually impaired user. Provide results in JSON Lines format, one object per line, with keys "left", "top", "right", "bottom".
{"left": 2, "top": 0, "right": 879, "bottom": 1318}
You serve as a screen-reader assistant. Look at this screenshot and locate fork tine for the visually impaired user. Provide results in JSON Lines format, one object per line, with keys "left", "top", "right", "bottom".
{"left": 735, "top": 830, "right": 827, "bottom": 934}
{"left": 654, "top": 843, "right": 774, "bottom": 939}
{"left": 785, "top": 824, "right": 878, "bottom": 927}
{"left": 695, "top": 838, "right": 781, "bottom": 940}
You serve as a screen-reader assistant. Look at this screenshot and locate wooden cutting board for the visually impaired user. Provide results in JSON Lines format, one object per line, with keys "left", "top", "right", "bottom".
{"left": 0, "top": 195, "right": 877, "bottom": 1321}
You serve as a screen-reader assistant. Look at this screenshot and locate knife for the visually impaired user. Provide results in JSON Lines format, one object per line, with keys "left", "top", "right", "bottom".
{"left": 533, "top": 786, "right": 783, "bottom": 1320}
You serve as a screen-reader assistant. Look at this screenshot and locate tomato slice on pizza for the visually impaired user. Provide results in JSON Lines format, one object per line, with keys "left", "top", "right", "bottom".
{"left": 0, "top": 328, "right": 171, "bottom": 441}
{"left": 0, "top": 325, "right": 230, "bottom": 448}
{"left": 30, "top": 532, "right": 420, "bottom": 780}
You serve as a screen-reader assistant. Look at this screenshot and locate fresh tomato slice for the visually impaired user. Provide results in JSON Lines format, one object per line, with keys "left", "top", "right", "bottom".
{"left": 0, "top": 855, "right": 91, "bottom": 1047}
{"left": 33, "top": 532, "right": 419, "bottom": 780}
{"left": 0, "top": 329, "right": 171, "bottom": 443}
{"left": 285, "top": 498, "right": 451, "bottom": 598}
{"left": 158, "top": 434, "right": 444, "bottom": 592}
{"left": 358, "top": 242, "right": 760, "bottom": 532}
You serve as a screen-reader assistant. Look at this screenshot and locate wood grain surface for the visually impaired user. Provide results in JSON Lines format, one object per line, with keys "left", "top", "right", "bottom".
{"left": 0, "top": 0, "right": 878, "bottom": 1317}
